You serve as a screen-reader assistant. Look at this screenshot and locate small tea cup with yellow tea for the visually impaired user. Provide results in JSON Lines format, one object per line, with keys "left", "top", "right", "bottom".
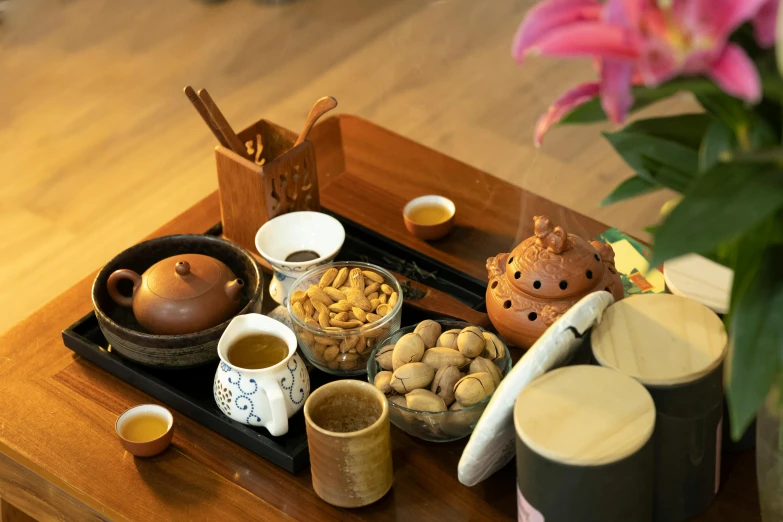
{"left": 214, "top": 313, "right": 310, "bottom": 436}
{"left": 403, "top": 195, "right": 456, "bottom": 241}
{"left": 115, "top": 404, "right": 174, "bottom": 457}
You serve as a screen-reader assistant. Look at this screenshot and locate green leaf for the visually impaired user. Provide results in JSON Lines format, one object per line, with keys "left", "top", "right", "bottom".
{"left": 726, "top": 244, "right": 783, "bottom": 439}
{"left": 699, "top": 120, "right": 736, "bottom": 172}
{"left": 560, "top": 77, "right": 721, "bottom": 125}
{"left": 603, "top": 131, "right": 698, "bottom": 192}
{"left": 649, "top": 162, "right": 783, "bottom": 266}
{"left": 622, "top": 114, "right": 711, "bottom": 149}
{"left": 601, "top": 176, "right": 660, "bottom": 206}
{"left": 696, "top": 91, "right": 777, "bottom": 148}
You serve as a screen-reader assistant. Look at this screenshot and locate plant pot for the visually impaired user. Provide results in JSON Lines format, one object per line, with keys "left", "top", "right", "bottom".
{"left": 758, "top": 385, "right": 783, "bottom": 521}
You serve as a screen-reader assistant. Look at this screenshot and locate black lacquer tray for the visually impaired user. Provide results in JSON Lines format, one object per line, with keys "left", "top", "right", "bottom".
{"left": 62, "top": 212, "right": 487, "bottom": 473}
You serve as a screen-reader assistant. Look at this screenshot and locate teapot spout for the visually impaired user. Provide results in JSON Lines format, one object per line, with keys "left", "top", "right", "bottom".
{"left": 225, "top": 278, "right": 245, "bottom": 302}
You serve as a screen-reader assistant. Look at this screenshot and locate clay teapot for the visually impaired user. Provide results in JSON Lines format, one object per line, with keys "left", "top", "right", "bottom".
{"left": 107, "top": 253, "right": 245, "bottom": 335}
{"left": 486, "top": 216, "right": 624, "bottom": 348}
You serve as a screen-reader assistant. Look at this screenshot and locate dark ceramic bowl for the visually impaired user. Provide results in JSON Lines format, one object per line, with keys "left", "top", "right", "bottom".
{"left": 92, "top": 235, "right": 263, "bottom": 368}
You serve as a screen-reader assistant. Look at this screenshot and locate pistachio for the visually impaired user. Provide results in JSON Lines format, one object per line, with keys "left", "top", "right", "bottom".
{"left": 430, "top": 365, "right": 461, "bottom": 406}
{"left": 414, "top": 319, "right": 442, "bottom": 348}
{"left": 469, "top": 357, "right": 503, "bottom": 386}
{"left": 481, "top": 331, "right": 506, "bottom": 360}
{"left": 453, "top": 372, "right": 496, "bottom": 406}
{"left": 405, "top": 389, "right": 447, "bottom": 412}
{"left": 390, "top": 362, "right": 435, "bottom": 394}
{"left": 436, "top": 329, "right": 461, "bottom": 348}
{"left": 374, "top": 371, "right": 394, "bottom": 394}
{"left": 457, "top": 326, "right": 485, "bottom": 358}
{"left": 421, "top": 347, "right": 470, "bottom": 370}
{"left": 375, "top": 344, "right": 395, "bottom": 371}
{"left": 392, "top": 333, "right": 425, "bottom": 370}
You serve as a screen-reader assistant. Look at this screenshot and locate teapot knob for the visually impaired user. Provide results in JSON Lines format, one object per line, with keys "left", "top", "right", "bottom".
{"left": 175, "top": 261, "right": 191, "bottom": 277}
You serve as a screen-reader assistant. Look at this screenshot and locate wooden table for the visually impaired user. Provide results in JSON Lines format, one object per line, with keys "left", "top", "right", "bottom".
{"left": 0, "top": 122, "right": 761, "bottom": 521}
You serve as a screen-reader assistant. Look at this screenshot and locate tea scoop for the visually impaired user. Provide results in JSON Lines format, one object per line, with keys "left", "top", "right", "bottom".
{"left": 294, "top": 96, "right": 338, "bottom": 147}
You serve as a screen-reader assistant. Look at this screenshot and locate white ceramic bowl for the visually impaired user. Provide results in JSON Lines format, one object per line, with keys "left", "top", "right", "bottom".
{"left": 255, "top": 211, "right": 345, "bottom": 305}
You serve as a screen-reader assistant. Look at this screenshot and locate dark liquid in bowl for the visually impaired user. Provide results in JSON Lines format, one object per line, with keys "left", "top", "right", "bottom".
{"left": 285, "top": 250, "right": 320, "bottom": 262}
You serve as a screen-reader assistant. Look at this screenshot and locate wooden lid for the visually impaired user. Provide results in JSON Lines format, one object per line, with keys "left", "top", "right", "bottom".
{"left": 514, "top": 365, "right": 655, "bottom": 466}
{"left": 664, "top": 254, "right": 733, "bottom": 314}
{"left": 591, "top": 294, "right": 727, "bottom": 386}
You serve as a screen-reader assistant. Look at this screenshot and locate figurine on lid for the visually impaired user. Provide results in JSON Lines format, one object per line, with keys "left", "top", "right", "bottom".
{"left": 486, "top": 215, "right": 624, "bottom": 348}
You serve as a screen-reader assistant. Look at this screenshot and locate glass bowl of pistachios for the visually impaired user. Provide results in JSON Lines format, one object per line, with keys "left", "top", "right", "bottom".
{"left": 288, "top": 261, "right": 403, "bottom": 376}
{"left": 367, "top": 319, "right": 512, "bottom": 442}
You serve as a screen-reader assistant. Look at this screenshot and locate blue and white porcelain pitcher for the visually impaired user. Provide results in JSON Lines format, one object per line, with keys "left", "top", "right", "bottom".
{"left": 214, "top": 314, "right": 309, "bottom": 436}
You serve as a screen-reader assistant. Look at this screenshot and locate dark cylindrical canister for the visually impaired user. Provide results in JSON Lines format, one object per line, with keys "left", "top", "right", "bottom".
{"left": 591, "top": 294, "right": 727, "bottom": 522}
{"left": 514, "top": 365, "right": 656, "bottom": 522}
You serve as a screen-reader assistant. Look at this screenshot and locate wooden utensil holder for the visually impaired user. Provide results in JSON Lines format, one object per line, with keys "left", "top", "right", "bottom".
{"left": 216, "top": 119, "right": 320, "bottom": 252}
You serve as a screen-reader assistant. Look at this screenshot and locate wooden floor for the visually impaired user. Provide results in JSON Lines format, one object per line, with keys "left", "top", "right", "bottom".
{"left": 0, "top": 0, "right": 693, "bottom": 333}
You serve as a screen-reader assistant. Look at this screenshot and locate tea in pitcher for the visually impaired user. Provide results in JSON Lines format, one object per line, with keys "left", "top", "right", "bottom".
{"left": 227, "top": 333, "right": 288, "bottom": 369}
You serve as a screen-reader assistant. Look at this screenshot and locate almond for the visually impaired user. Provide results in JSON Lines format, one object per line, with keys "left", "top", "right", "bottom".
{"left": 332, "top": 267, "right": 349, "bottom": 288}
{"left": 380, "top": 284, "right": 394, "bottom": 295}
{"left": 290, "top": 290, "right": 308, "bottom": 304}
{"left": 349, "top": 268, "right": 365, "bottom": 292}
{"left": 318, "top": 267, "right": 338, "bottom": 288}
{"left": 324, "top": 287, "right": 346, "bottom": 302}
{"left": 362, "top": 270, "right": 384, "bottom": 283}
{"left": 308, "top": 285, "right": 333, "bottom": 306}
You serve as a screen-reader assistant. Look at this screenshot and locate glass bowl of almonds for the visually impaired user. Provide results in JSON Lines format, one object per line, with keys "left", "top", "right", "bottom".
{"left": 287, "top": 262, "right": 403, "bottom": 375}
{"left": 366, "top": 319, "right": 511, "bottom": 442}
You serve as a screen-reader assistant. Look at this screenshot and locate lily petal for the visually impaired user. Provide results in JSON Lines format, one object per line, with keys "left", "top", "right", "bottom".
{"left": 528, "top": 22, "right": 642, "bottom": 61}
{"left": 535, "top": 82, "right": 601, "bottom": 146}
{"left": 752, "top": 0, "right": 779, "bottom": 47}
{"left": 603, "top": 0, "right": 644, "bottom": 27}
{"left": 707, "top": 43, "right": 762, "bottom": 103}
{"left": 682, "top": 0, "right": 767, "bottom": 38}
{"left": 600, "top": 60, "right": 635, "bottom": 123}
{"left": 512, "top": 0, "right": 602, "bottom": 62}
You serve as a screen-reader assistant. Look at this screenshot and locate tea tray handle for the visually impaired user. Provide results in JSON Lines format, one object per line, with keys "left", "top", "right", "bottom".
{"left": 107, "top": 269, "right": 142, "bottom": 307}
{"left": 260, "top": 380, "right": 289, "bottom": 437}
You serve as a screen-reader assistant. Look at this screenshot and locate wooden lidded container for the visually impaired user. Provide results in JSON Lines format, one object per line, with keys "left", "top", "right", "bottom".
{"left": 514, "top": 365, "right": 656, "bottom": 522}
{"left": 215, "top": 119, "right": 320, "bottom": 252}
{"left": 591, "top": 294, "right": 728, "bottom": 522}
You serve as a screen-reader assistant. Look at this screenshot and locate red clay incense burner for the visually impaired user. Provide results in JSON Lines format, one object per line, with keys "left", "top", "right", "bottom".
{"left": 486, "top": 216, "right": 624, "bottom": 348}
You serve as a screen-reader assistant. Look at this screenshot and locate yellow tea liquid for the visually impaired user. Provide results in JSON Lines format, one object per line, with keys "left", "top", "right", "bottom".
{"left": 227, "top": 334, "right": 288, "bottom": 369}
{"left": 122, "top": 415, "right": 170, "bottom": 442}
{"left": 407, "top": 204, "right": 451, "bottom": 225}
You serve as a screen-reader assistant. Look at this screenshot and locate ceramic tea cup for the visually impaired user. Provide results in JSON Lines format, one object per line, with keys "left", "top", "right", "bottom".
{"left": 304, "top": 379, "right": 393, "bottom": 508}
{"left": 255, "top": 211, "right": 345, "bottom": 305}
{"left": 115, "top": 404, "right": 174, "bottom": 457}
{"left": 214, "top": 313, "right": 310, "bottom": 436}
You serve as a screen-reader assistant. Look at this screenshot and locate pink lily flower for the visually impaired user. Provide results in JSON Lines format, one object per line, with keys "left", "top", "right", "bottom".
{"left": 515, "top": 0, "right": 773, "bottom": 146}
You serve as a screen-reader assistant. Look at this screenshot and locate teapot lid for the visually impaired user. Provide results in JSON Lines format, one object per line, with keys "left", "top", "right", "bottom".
{"left": 508, "top": 216, "right": 606, "bottom": 299}
{"left": 147, "top": 254, "right": 223, "bottom": 301}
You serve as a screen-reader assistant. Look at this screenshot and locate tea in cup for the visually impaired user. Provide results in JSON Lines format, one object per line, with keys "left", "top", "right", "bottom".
{"left": 255, "top": 211, "right": 345, "bottom": 305}
{"left": 304, "top": 380, "right": 393, "bottom": 507}
{"left": 214, "top": 313, "right": 310, "bottom": 436}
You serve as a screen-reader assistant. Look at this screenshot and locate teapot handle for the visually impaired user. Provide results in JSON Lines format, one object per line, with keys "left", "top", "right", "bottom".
{"left": 260, "top": 379, "right": 289, "bottom": 437}
{"left": 107, "top": 269, "right": 142, "bottom": 307}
